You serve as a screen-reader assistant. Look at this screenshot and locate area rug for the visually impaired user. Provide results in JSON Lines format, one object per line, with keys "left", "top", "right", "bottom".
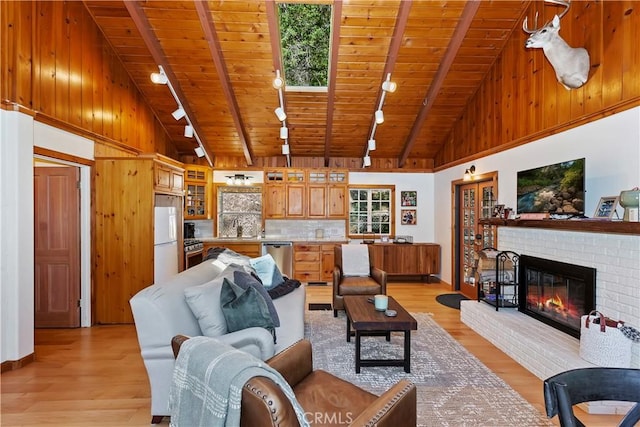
{"left": 435, "top": 293, "right": 470, "bottom": 310}
{"left": 305, "top": 311, "right": 552, "bottom": 427}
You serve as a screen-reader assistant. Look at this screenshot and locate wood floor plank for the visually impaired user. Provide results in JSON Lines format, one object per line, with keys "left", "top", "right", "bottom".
{"left": 0, "top": 281, "right": 622, "bottom": 426}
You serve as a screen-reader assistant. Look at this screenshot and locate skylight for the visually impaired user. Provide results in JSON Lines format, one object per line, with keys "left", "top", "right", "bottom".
{"left": 278, "top": 3, "right": 331, "bottom": 90}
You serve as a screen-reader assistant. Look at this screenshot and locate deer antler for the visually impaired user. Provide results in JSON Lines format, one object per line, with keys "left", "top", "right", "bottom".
{"left": 522, "top": 0, "right": 571, "bottom": 33}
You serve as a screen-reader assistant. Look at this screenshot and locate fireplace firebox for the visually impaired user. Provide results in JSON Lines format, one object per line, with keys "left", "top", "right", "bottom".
{"left": 518, "top": 255, "right": 596, "bottom": 338}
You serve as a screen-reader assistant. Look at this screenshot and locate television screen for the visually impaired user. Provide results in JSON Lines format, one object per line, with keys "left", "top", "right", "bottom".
{"left": 516, "top": 158, "right": 585, "bottom": 214}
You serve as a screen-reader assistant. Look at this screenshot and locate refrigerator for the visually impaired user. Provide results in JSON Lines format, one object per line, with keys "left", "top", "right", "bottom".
{"left": 154, "top": 206, "right": 179, "bottom": 283}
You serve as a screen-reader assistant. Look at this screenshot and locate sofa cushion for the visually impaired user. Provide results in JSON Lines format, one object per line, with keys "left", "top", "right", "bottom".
{"left": 183, "top": 275, "right": 229, "bottom": 337}
{"left": 250, "top": 254, "right": 285, "bottom": 289}
{"left": 220, "top": 278, "right": 276, "bottom": 342}
{"left": 232, "top": 270, "right": 280, "bottom": 327}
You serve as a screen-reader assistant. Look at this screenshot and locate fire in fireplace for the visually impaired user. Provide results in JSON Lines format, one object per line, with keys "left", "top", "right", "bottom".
{"left": 518, "top": 255, "right": 596, "bottom": 338}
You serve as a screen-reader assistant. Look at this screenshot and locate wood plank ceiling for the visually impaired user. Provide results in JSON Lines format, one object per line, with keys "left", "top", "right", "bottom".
{"left": 83, "top": 0, "right": 531, "bottom": 169}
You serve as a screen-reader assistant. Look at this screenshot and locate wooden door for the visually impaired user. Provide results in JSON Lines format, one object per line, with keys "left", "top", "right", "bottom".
{"left": 458, "top": 180, "right": 496, "bottom": 299}
{"left": 34, "top": 166, "right": 80, "bottom": 328}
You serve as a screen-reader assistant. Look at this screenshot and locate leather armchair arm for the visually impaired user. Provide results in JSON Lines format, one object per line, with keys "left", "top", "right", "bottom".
{"left": 332, "top": 266, "right": 342, "bottom": 293}
{"left": 266, "top": 339, "right": 313, "bottom": 387}
{"left": 370, "top": 266, "right": 388, "bottom": 293}
{"left": 349, "top": 379, "right": 417, "bottom": 427}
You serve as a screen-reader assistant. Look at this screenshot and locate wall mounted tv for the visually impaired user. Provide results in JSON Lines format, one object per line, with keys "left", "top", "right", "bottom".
{"left": 516, "top": 158, "right": 585, "bottom": 215}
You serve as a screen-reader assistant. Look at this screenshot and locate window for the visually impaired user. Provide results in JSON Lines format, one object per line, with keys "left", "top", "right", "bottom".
{"left": 217, "top": 186, "right": 262, "bottom": 238}
{"left": 348, "top": 187, "right": 394, "bottom": 236}
{"left": 278, "top": 3, "right": 331, "bottom": 89}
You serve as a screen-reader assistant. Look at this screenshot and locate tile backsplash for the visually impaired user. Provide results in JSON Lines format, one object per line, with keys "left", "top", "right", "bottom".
{"left": 265, "top": 219, "right": 346, "bottom": 240}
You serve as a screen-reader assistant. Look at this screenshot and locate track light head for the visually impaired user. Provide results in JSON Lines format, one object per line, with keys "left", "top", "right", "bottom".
{"left": 280, "top": 126, "right": 289, "bottom": 140}
{"left": 274, "top": 107, "right": 287, "bottom": 122}
{"left": 194, "top": 146, "right": 205, "bottom": 158}
{"left": 381, "top": 80, "right": 397, "bottom": 93}
{"left": 368, "top": 139, "right": 376, "bottom": 151}
{"left": 172, "top": 107, "right": 186, "bottom": 120}
{"left": 363, "top": 155, "right": 372, "bottom": 167}
{"left": 150, "top": 67, "right": 168, "bottom": 84}
{"left": 281, "top": 144, "right": 290, "bottom": 155}
{"left": 375, "top": 110, "right": 384, "bottom": 124}
{"left": 184, "top": 125, "right": 194, "bottom": 138}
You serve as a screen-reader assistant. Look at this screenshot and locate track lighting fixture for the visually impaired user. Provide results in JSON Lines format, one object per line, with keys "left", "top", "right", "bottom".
{"left": 274, "top": 107, "right": 287, "bottom": 122}
{"left": 280, "top": 126, "right": 288, "bottom": 140}
{"left": 150, "top": 66, "right": 168, "bottom": 85}
{"left": 375, "top": 110, "right": 384, "bottom": 124}
{"left": 363, "top": 155, "right": 372, "bottom": 167}
{"left": 172, "top": 107, "right": 186, "bottom": 121}
{"left": 273, "top": 70, "right": 284, "bottom": 90}
{"left": 368, "top": 139, "right": 376, "bottom": 151}
{"left": 382, "top": 80, "right": 397, "bottom": 93}
{"left": 282, "top": 144, "right": 290, "bottom": 155}
{"left": 184, "top": 125, "right": 194, "bottom": 138}
{"left": 194, "top": 146, "right": 205, "bottom": 158}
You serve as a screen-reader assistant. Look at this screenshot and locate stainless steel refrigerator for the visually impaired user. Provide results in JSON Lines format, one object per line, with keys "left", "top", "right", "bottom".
{"left": 154, "top": 206, "right": 178, "bottom": 283}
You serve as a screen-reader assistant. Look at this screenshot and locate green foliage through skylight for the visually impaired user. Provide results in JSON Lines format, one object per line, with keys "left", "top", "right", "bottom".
{"left": 278, "top": 3, "right": 331, "bottom": 88}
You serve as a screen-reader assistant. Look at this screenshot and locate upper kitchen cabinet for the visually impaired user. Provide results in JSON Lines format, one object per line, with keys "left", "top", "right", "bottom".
{"left": 263, "top": 168, "right": 348, "bottom": 219}
{"left": 94, "top": 155, "right": 184, "bottom": 324}
{"left": 184, "top": 165, "right": 211, "bottom": 219}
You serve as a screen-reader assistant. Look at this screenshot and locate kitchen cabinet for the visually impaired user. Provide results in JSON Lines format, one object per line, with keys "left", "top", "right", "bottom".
{"left": 368, "top": 243, "right": 441, "bottom": 281}
{"left": 263, "top": 168, "right": 348, "bottom": 219}
{"left": 294, "top": 242, "right": 339, "bottom": 283}
{"left": 184, "top": 165, "right": 211, "bottom": 219}
{"left": 94, "top": 154, "right": 184, "bottom": 324}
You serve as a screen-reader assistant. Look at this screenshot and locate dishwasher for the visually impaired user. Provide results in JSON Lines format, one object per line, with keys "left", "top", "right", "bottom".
{"left": 261, "top": 241, "right": 293, "bottom": 278}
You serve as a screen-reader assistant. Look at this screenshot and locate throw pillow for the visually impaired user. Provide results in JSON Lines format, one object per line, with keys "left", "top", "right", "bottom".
{"left": 232, "top": 270, "right": 280, "bottom": 327}
{"left": 220, "top": 278, "right": 276, "bottom": 342}
{"left": 217, "top": 249, "right": 256, "bottom": 275}
{"left": 184, "top": 276, "right": 228, "bottom": 337}
{"left": 249, "top": 254, "right": 285, "bottom": 289}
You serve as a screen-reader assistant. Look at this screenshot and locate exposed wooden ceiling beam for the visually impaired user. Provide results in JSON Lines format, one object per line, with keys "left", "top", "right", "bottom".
{"left": 363, "top": 0, "right": 412, "bottom": 160}
{"left": 323, "top": 0, "right": 343, "bottom": 166}
{"left": 398, "top": 0, "right": 481, "bottom": 168}
{"left": 124, "top": 1, "right": 215, "bottom": 166}
{"left": 194, "top": 1, "right": 254, "bottom": 166}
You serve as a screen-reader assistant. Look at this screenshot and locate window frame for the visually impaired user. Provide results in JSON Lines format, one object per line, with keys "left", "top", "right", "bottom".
{"left": 347, "top": 185, "right": 395, "bottom": 239}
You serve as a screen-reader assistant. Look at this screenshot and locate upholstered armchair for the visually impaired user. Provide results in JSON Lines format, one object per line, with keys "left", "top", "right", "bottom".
{"left": 333, "top": 244, "right": 387, "bottom": 317}
{"left": 172, "top": 336, "right": 416, "bottom": 427}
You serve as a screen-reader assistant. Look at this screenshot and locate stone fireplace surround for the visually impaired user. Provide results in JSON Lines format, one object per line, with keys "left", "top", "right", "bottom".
{"left": 461, "top": 226, "right": 639, "bottom": 414}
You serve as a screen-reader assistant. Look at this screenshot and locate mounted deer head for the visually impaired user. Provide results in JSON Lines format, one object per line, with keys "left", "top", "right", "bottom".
{"left": 523, "top": 0, "right": 590, "bottom": 90}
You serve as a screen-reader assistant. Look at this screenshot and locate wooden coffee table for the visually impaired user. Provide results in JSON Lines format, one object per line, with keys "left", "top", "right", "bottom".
{"left": 343, "top": 295, "right": 418, "bottom": 373}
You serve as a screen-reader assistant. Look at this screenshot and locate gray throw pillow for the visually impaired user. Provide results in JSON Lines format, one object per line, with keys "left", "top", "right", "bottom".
{"left": 183, "top": 276, "right": 228, "bottom": 337}
{"left": 232, "top": 270, "right": 280, "bottom": 327}
{"left": 220, "top": 278, "right": 276, "bottom": 342}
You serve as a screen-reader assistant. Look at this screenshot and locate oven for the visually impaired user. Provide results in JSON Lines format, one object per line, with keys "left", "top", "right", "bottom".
{"left": 184, "top": 239, "right": 204, "bottom": 269}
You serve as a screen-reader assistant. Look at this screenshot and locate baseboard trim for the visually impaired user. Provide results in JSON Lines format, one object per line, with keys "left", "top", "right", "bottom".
{"left": 1, "top": 352, "right": 35, "bottom": 372}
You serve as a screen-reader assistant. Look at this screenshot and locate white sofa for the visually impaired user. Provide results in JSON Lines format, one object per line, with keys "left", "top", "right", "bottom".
{"left": 129, "top": 259, "right": 306, "bottom": 423}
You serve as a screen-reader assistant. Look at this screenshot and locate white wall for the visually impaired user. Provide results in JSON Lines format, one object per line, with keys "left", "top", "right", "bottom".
{"left": 434, "top": 106, "right": 640, "bottom": 285}
{"left": 1, "top": 110, "right": 35, "bottom": 363}
{"left": 1, "top": 112, "right": 94, "bottom": 364}
{"left": 349, "top": 172, "right": 435, "bottom": 243}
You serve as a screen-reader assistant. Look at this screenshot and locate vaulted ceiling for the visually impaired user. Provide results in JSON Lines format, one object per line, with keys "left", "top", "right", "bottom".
{"left": 83, "top": 0, "right": 531, "bottom": 169}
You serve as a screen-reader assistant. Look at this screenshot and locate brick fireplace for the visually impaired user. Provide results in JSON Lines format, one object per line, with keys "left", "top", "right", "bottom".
{"left": 461, "top": 225, "right": 639, "bottom": 414}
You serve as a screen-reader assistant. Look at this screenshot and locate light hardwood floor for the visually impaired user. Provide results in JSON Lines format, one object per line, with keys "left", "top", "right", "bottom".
{"left": 1, "top": 281, "right": 622, "bottom": 426}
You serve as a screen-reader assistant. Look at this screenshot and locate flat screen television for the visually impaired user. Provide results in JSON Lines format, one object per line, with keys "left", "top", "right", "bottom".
{"left": 516, "top": 158, "right": 585, "bottom": 215}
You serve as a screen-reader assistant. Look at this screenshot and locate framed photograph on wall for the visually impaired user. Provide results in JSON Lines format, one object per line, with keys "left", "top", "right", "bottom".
{"left": 401, "top": 209, "right": 417, "bottom": 225}
{"left": 401, "top": 191, "right": 417, "bottom": 207}
{"left": 593, "top": 196, "right": 619, "bottom": 219}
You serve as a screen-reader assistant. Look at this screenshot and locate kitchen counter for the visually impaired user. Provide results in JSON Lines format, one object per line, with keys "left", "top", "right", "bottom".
{"left": 198, "top": 237, "right": 348, "bottom": 243}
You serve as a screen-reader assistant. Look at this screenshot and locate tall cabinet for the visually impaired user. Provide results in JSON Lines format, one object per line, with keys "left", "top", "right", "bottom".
{"left": 94, "top": 154, "right": 184, "bottom": 324}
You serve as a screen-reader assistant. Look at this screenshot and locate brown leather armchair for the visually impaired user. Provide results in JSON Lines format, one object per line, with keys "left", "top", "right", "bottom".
{"left": 333, "top": 244, "right": 387, "bottom": 317}
{"left": 172, "top": 336, "right": 416, "bottom": 427}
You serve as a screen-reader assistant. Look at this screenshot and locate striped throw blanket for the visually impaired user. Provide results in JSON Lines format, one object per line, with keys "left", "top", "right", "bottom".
{"left": 169, "top": 336, "right": 309, "bottom": 427}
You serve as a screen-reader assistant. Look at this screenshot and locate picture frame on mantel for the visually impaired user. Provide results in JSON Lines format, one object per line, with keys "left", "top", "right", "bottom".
{"left": 593, "top": 196, "right": 619, "bottom": 220}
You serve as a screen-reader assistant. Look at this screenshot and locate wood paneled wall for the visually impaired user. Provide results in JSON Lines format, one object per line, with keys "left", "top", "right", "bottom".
{"left": 1, "top": 1, "right": 176, "bottom": 158}
{"left": 435, "top": 1, "right": 640, "bottom": 167}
